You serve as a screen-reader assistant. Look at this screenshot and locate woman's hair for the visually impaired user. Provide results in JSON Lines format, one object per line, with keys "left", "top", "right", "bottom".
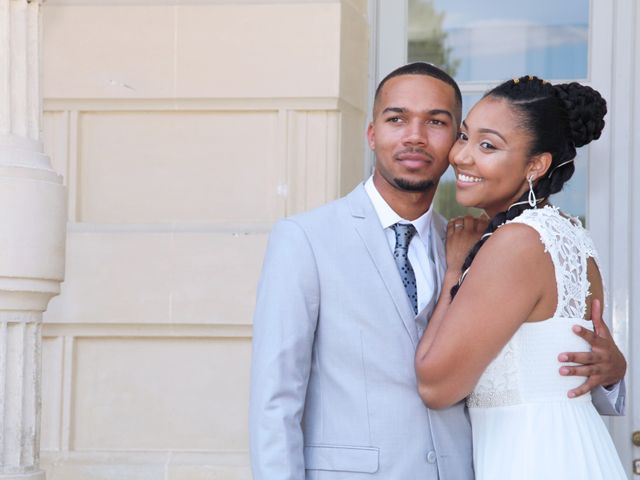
{"left": 450, "top": 75, "right": 607, "bottom": 299}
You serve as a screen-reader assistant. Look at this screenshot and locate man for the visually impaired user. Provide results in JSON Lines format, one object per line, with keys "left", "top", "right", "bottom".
{"left": 249, "top": 62, "right": 626, "bottom": 479}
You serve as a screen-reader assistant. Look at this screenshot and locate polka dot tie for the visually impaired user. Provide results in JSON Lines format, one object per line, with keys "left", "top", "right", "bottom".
{"left": 392, "top": 223, "right": 418, "bottom": 315}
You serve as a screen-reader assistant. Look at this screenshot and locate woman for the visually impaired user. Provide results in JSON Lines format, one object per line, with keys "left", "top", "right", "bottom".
{"left": 415, "top": 76, "right": 626, "bottom": 478}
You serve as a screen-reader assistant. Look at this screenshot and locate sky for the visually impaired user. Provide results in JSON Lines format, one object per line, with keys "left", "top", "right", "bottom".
{"left": 431, "top": 0, "right": 589, "bottom": 29}
{"left": 410, "top": 0, "right": 590, "bottom": 81}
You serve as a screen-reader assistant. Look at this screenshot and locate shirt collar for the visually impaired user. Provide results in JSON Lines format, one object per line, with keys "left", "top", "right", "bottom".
{"left": 364, "top": 176, "right": 433, "bottom": 240}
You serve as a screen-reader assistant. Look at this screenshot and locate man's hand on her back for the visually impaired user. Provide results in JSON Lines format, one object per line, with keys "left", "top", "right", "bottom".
{"left": 558, "top": 299, "right": 626, "bottom": 398}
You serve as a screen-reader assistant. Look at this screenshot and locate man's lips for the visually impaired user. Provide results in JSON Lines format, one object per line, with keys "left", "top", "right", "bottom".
{"left": 396, "top": 153, "right": 431, "bottom": 162}
{"left": 395, "top": 151, "right": 433, "bottom": 169}
{"left": 394, "top": 148, "right": 433, "bottom": 163}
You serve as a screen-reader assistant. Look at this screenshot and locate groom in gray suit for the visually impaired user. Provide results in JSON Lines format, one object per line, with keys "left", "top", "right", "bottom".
{"left": 249, "top": 62, "right": 626, "bottom": 479}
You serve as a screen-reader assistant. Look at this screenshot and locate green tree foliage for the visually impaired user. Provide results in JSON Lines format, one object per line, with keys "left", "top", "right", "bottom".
{"left": 408, "top": 0, "right": 460, "bottom": 77}
{"left": 434, "top": 180, "right": 483, "bottom": 219}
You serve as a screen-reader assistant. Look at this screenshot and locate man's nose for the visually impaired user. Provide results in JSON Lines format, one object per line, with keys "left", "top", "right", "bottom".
{"left": 403, "top": 121, "right": 427, "bottom": 145}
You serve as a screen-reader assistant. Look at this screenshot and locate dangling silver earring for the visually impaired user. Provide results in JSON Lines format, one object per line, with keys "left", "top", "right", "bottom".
{"left": 528, "top": 175, "right": 537, "bottom": 208}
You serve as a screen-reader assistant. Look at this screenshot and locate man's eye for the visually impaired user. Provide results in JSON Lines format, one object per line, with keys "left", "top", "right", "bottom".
{"left": 429, "top": 119, "right": 445, "bottom": 126}
{"left": 386, "top": 117, "right": 402, "bottom": 123}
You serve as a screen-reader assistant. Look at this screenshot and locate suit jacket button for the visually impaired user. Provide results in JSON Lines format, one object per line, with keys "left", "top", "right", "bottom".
{"left": 427, "top": 451, "right": 437, "bottom": 464}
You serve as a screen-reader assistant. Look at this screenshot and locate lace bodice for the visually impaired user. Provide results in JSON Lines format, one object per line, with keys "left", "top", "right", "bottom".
{"left": 468, "top": 206, "right": 600, "bottom": 408}
{"left": 510, "top": 206, "right": 600, "bottom": 319}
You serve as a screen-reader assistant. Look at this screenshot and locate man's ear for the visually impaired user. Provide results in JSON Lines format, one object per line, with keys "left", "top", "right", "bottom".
{"left": 528, "top": 152, "right": 553, "bottom": 180}
{"left": 367, "top": 122, "right": 376, "bottom": 150}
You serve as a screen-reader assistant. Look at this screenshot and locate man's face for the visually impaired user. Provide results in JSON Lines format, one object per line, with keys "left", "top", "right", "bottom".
{"left": 367, "top": 74, "right": 459, "bottom": 194}
{"left": 450, "top": 96, "right": 538, "bottom": 218}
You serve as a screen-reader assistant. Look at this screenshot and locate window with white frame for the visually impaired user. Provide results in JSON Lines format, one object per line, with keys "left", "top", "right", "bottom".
{"left": 380, "top": 0, "right": 592, "bottom": 221}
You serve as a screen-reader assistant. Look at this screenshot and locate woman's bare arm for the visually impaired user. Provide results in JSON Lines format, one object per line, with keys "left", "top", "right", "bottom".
{"left": 416, "top": 222, "right": 550, "bottom": 409}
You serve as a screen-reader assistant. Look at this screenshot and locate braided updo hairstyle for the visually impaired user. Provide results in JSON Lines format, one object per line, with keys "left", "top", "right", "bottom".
{"left": 450, "top": 75, "right": 607, "bottom": 299}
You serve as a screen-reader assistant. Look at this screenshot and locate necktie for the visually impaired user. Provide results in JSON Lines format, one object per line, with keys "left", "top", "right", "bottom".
{"left": 392, "top": 223, "right": 418, "bottom": 314}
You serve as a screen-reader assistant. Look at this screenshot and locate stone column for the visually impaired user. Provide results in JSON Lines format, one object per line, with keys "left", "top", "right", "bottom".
{"left": 0, "top": 1, "right": 66, "bottom": 479}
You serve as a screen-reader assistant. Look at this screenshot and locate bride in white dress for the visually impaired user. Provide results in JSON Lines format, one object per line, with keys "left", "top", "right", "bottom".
{"left": 415, "top": 75, "right": 627, "bottom": 479}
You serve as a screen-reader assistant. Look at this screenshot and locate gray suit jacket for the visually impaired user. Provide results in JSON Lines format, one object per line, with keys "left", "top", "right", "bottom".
{"left": 250, "top": 184, "right": 473, "bottom": 479}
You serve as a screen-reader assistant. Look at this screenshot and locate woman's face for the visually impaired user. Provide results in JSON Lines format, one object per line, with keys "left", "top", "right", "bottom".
{"left": 449, "top": 96, "right": 535, "bottom": 218}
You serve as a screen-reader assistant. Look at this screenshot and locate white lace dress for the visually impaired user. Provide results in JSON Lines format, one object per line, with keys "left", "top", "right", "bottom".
{"left": 467, "top": 206, "right": 626, "bottom": 479}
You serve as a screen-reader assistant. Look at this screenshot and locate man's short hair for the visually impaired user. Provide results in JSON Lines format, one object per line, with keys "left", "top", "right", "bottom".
{"left": 374, "top": 62, "right": 462, "bottom": 119}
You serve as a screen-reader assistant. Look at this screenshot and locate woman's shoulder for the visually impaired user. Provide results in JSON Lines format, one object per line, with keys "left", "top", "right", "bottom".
{"left": 466, "top": 217, "right": 551, "bottom": 292}
{"left": 499, "top": 205, "right": 594, "bottom": 257}
{"left": 485, "top": 219, "right": 546, "bottom": 253}
{"left": 475, "top": 219, "right": 547, "bottom": 268}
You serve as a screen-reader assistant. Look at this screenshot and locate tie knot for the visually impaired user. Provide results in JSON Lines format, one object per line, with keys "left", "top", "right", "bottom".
{"left": 392, "top": 223, "right": 417, "bottom": 250}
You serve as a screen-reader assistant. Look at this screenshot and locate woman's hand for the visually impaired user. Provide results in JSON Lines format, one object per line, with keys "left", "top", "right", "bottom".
{"left": 446, "top": 215, "right": 490, "bottom": 274}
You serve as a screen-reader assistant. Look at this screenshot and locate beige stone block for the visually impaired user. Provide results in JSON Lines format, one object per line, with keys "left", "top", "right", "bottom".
{"left": 41, "top": 337, "right": 64, "bottom": 452}
{"left": 42, "top": 6, "right": 175, "bottom": 99}
{"left": 339, "top": 107, "right": 367, "bottom": 195}
{"left": 71, "top": 337, "right": 251, "bottom": 450}
{"left": 342, "top": 0, "right": 368, "bottom": 16}
{"left": 40, "top": 451, "right": 252, "bottom": 480}
{"left": 339, "top": 1, "right": 369, "bottom": 111}
{"left": 167, "top": 465, "right": 251, "bottom": 480}
{"left": 44, "top": 230, "right": 268, "bottom": 325}
{"left": 44, "top": 232, "right": 174, "bottom": 324}
{"left": 43, "top": 3, "right": 345, "bottom": 100}
{"left": 77, "top": 111, "right": 282, "bottom": 223}
{"left": 43, "top": 463, "right": 165, "bottom": 480}
{"left": 170, "top": 232, "right": 268, "bottom": 324}
{"left": 43, "top": 111, "right": 69, "bottom": 185}
{"left": 175, "top": 4, "right": 341, "bottom": 98}
{"left": 286, "top": 110, "right": 341, "bottom": 214}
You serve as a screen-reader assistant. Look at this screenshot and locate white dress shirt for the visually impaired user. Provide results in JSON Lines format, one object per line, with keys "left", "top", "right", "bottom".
{"left": 364, "top": 176, "right": 438, "bottom": 316}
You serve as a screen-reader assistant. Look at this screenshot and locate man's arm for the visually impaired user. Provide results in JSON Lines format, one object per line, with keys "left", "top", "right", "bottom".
{"left": 559, "top": 299, "right": 627, "bottom": 415}
{"left": 249, "top": 219, "right": 320, "bottom": 479}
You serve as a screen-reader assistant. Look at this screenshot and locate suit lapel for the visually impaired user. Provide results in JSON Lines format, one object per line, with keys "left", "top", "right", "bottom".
{"left": 346, "top": 185, "right": 419, "bottom": 346}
